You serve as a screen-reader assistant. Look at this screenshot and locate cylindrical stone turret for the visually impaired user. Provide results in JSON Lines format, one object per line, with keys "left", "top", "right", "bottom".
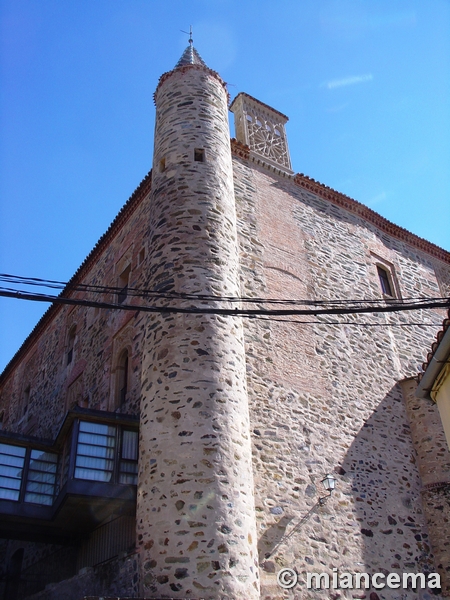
{"left": 137, "top": 46, "right": 259, "bottom": 599}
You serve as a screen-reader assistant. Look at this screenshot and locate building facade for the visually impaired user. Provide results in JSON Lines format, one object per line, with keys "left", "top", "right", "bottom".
{"left": 417, "top": 312, "right": 450, "bottom": 450}
{"left": 0, "top": 43, "right": 450, "bottom": 600}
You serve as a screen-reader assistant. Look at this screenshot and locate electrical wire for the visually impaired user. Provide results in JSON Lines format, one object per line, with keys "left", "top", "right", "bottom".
{"left": 0, "top": 273, "right": 447, "bottom": 309}
{"left": 0, "top": 288, "right": 448, "bottom": 320}
{"left": 251, "top": 316, "right": 442, "bottom": 327}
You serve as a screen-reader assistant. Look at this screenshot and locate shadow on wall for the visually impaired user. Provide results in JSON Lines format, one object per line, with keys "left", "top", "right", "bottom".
{"left": 257, "top": 515, "right": 296, "bottom": 563}
{"left": 340, "top": 383, "right": 447, "bottom": 598}
{"left": 255, "top": 385, "right": 446, "bottom": 597}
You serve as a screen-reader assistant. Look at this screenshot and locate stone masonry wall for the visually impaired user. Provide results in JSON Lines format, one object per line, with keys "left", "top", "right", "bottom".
{"left": 137, "top": 64, "right": 259, "bottom": 599}
{"left": 1, "top": 84, "right": 449, "bottom": 600}
{"left": 233, "top": 157, "right": 450, "bottom": 599}
{"left": 402, "top": 377, "right": 450, "bottom": 594}
{"left": 0, "top": 182, "right": 153, "bottom": 439}
{"left": 0, "top": 179, "right": 153, "bottom": 597}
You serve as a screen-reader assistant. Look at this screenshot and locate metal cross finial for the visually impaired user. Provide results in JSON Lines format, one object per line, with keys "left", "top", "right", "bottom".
{"left": 181, "top": 25, "right": 193, "bottom": 46}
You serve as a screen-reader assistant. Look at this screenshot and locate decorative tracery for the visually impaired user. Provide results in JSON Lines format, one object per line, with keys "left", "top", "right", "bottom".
{"left": 230, "top": 92, "right": 292, "bottom": 172}
{"left": 245, "top": 110, "right": 291, "bottom": 169}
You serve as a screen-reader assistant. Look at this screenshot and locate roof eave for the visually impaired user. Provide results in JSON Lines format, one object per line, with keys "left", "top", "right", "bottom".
{"left": 416, "top": 326, "right": 450, "bottom": 399}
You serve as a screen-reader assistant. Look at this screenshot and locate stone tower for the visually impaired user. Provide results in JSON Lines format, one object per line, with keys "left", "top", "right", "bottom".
{"left": 136, "top": 43, "right": 259, "bottom": 598}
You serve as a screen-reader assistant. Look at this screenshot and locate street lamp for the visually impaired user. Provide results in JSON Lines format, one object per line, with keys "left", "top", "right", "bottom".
{"left": 319, "top": 473, "right": 337, "bottom": 505}
{"left": 263, "top": 472, "right": 338, "bottom": 558}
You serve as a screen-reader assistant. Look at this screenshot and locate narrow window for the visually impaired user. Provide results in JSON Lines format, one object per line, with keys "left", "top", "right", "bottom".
{"left": 377, "top": 265, "right": 393, "bottom": 297}
{"left": 116, "top": 349, "right": 129, "bottom": 407}
{"left": 194, "top": 148, "right": 205, "bottom": 162}
{"left": 67, "top": 325, "right": 76, "bottom": 365}
{"left": 159, "top": 157, "right": 166, "bottom": 172}
{"left": 22, "top": 385, "right": 30, "bottom": 416}
{"left": 138, "top": 248, "right": 145, "bottom": 265}
{"left": 118, "top": 266, "right": 131, "bottom": 304}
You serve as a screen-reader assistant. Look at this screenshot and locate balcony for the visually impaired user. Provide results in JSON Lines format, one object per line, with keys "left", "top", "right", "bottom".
{"left": 0, "top": 408, "right": 139, "bottom": 543}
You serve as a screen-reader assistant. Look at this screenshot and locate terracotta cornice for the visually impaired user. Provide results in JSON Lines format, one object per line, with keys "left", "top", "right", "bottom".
{"left": 0, "top": 171, "right": 152, "bottom": 385}
{"left": 71, "top": 170, "right": 152, "bottom": 286}
{"left": 231, "top": 146, "right": 450, "bottom": 264}
{"left": 293, "top": 173, "right": 450, "bottom": 264}
{"left": 230, "top": 138, "right": 250, "bottom": 159}
{"left": 154, "top": 64, "right": 230, "bottom": 105}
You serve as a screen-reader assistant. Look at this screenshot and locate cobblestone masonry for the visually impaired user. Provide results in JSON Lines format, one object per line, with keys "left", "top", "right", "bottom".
{"left": 402, "top": 378, "right": 450, "bottom": 594}
{"left": 137, "top": 64, "right": 259, "bottom": 598}
{"left": 0, "top": 48, "right": 450, "bottom": 600}
{"left": 232, "top": 158, "right": 450, "bottom": 598}
{"left": 0, "top": 175, "right": 153, "bottom": 597}
{"left": 0, "top": 172, "right": 153, "bottom": 438}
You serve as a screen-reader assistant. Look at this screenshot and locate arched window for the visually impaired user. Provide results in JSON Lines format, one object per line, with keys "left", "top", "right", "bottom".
{"left": 67, "top": 325, "right": 76, "bottom": 365}
{"left": 116, "top": 349, "right": 129, "bottom": 408}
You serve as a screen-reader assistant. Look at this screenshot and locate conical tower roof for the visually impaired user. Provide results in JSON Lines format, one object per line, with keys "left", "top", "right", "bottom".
{"left": 155, "top": 32, "right": 228, "bottom": 105}
{"left": 174, "top": 44, "right": 208, "bottom": 69}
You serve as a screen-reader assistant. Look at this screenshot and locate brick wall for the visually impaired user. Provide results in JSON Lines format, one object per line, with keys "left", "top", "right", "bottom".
{"left": 234, "top": 158, "right": 450, "bottom": 598}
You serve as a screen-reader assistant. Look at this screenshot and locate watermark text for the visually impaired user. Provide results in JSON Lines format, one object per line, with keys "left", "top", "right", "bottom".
{"left": 277, "top": 568, "right": 440, "bottom": 591}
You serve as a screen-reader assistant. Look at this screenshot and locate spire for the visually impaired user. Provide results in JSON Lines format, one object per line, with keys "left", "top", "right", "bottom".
{"left": 175, "top": 26, "right": 208, "bottom": 69}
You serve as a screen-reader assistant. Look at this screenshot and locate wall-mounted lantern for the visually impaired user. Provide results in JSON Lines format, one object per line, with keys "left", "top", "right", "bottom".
{"left": 319, "top": 473, "right": 337, "bottom": 505}
{"left": 263, "top": 472, "right": 338, "bottom": 559}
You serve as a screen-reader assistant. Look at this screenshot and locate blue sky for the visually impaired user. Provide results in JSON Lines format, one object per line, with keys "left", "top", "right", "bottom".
{"left": 1, "top": 0, "right": 449, "bottom": 372}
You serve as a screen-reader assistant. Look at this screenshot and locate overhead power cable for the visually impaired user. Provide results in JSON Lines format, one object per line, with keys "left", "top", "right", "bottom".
{"left": 254, "top": 316, "right": 442, "bottom": 327}
{"left": 1, "top": 288, "right": 449, "bottom": 319}
{"left": 0, "top": 273, "right": 446, "bottom": 309}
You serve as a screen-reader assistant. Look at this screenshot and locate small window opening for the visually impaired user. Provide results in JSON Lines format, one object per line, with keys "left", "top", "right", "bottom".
{"left": 194, "top": 148, "right": 205, "bottom": 162}
{"left": 256, "top": 118, "right": 262, "bottom": 127}
{"left": 274, "top": 128, "right": 281, "bottom": 136}
{"left": 266, "top": 124, "right": 271, "bottom": 131}
{"left": 116, "top": 349, "right": 129, "bottom": 407}
{"left": 118, "top": 266, "right": 131, "bottom": 304}
{"left": 246, "top": 114, "right": 253, "bottom": 122}
{"left": 377, "top": 265, "right": 393, "bottom": 297}
{"left": 159, "top": 158, "right": 166, "bottom": 172}
{"left": 23, "top": 385, "right": 30, "bottom": 417}
{"left": 67, "top": 325, "right": 76, "bottom": 365}
{"left": 138, "top": 248, "right": 145, "bottom": 265}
